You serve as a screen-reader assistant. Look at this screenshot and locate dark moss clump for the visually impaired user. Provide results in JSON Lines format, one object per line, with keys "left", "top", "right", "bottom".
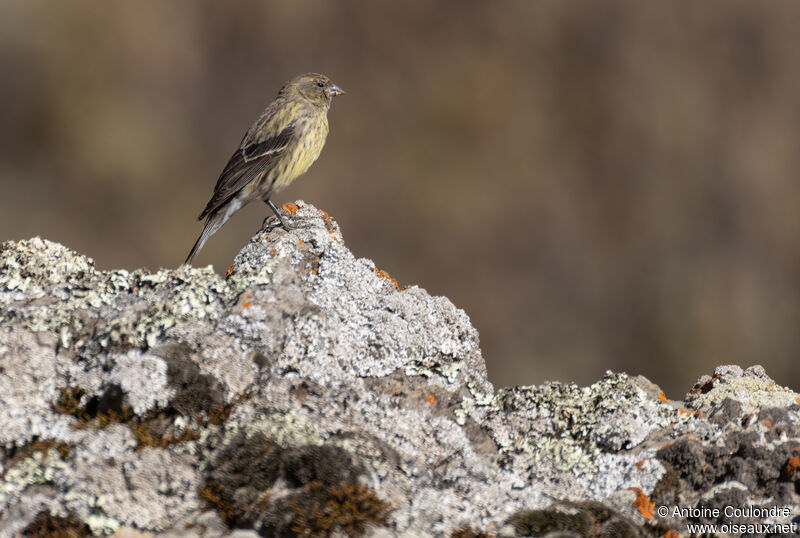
{"left": 51, "top": 344, "right": 240, "bottom": 449}
{"left": 158, "top": 343, "right": 229, "bottom": 424}
{"left": 52, "top": 384, "right": 199, "bottom": 450}
{"left": 287, "top": 481, "right": 391, "bottom": 536}
{"left": 451, "top": 527, "right": 490, "bottom": 537}
{"left": 52, "top": 387, "right": 86, "bottom": 418}
{"left": 83, "top": 383, "right": 135, "bottom": 425}
{"left": 648, "top": 464, "right": 681, "bottom": 509}
{"left": 201, "top": 432, "right": 391, "bottom": 536}
{"left": 53, "top": 384, "right": 134, "bottom": 427}
{"left": 21, "top": 511, "right": 90, "bottom": 537}
{"left": 281, "top": 444, "right": 363, "bottom": 487}
{"left": 653, "top": 432, "right": 800, "bottom": 524}
{"left": 128, "top": 411, "right": 201, "bottom": 448}
{"left": 507, "top": 500, "right": 647, "bottom": 538}
{"left": 201, "top": 432, "right": 283, "bottom": 526}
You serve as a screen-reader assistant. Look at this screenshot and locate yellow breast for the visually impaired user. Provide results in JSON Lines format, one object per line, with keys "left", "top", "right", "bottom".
{"left": 272, "top": 113, "right": 329, "bottom": 191}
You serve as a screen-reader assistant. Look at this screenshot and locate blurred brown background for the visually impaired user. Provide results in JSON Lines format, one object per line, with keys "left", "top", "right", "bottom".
{"left": 2, "top": 1, "right": 799, "bottom": 396}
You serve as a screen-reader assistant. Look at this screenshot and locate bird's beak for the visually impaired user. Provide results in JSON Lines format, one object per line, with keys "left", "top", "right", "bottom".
{"left": 329, "top": 84, "right": 345, "bottom": 97}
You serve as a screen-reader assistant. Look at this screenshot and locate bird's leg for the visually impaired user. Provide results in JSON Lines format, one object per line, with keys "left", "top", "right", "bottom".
{"left": 263, "top": 198, "right": 294, "bottom": 230}
{"left": 264, "top": 198, "right": 313, "bottom": 232}
{"left": 263, "top": 198, "right": 313, "bottom": 231}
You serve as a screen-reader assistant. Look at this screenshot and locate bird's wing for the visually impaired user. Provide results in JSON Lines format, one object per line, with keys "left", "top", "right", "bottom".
{"left": 198, "top": 121, "right": 296, "bottom": 220}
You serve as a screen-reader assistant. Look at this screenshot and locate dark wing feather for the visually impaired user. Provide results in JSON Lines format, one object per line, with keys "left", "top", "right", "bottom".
{"left": 198, "top": 123, "right": 295, "bottom": 220}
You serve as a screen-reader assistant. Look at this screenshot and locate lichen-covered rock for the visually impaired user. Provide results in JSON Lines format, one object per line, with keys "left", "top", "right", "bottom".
{"left": 1, "top": 202, "right": 799, "bottom": 537}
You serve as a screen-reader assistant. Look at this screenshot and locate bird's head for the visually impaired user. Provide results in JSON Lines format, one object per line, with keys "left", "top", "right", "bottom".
{"left": 281, "top": 73, "right": 345, "bottom": 108}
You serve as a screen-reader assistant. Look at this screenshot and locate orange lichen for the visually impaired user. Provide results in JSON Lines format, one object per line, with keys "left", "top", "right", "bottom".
{"left": 784, "top": 456, "right": 800, "bottom": 477}
{"left": 677, "top": 409, "right": 692, "bottom": 415}
{"left": 636, "top": 459, "right": 646, "bottom": 470}
{"left": 663, "top": 530, "right": 681, "bottom": 538}
{"left": 375, "top": 268, "right": 400, "bottom": 290}
{"left": 316, "top": 208, "right": 339, "bottom": 234}
{"left": 425, "top": 394, "right": 436, "bottom": 406}
{"left": 225, "top": 264, "right": 235, "bottom": 280}
{"left": 327, "top": 229, "right": 342, "bottom": 242}
{"left": 763, "top": 420, "right": 773, "bottom": 430}
{"left": 658, "top": 391, "right": 668, "bottom": 402}
{"left": 282, "top": 202, "right": 302, "bottom": 214}
{"left": 242, "top": 301, "right": 252, "bottom": 308}
{"left": 628, "top": 487, "right": 654, "bottom": 519}
{"left": 694, "top": 409, "right": 703, "bottom": 418}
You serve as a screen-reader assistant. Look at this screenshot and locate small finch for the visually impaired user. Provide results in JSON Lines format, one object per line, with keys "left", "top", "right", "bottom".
{"left": 185, "top": 73, "right": 344, "bottom": 264}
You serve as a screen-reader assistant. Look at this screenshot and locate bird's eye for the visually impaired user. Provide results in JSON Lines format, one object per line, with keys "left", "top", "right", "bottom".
{"left": 316, "top": 82, "right": 325, "bottom": 87}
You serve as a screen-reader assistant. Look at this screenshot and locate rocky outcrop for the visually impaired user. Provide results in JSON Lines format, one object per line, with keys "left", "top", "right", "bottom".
{"left": 1, "top": 202, "right": 798, "bottom": 537}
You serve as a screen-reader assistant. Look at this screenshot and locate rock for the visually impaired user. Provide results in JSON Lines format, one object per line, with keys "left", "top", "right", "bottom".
{"left": 1, "top": 202, "right": 799, "bottom": 536}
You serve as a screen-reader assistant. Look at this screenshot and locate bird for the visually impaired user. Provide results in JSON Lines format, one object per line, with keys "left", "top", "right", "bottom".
{"left": 185, "top": 73, "right": 345, "bottom": 264}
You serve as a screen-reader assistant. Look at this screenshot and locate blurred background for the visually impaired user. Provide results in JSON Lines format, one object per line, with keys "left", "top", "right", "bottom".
{"left": 2, "top": 0, "right": 799, "bottom": 396}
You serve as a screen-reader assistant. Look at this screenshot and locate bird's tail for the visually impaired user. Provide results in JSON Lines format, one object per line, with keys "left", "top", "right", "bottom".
{"left": 184, "top": 211, "right": 226, "bottom": 265}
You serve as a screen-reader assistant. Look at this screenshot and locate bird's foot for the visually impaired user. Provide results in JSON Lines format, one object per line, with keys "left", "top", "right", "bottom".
{"left": 259, "top": 215, "right": 281, "bottom": 232}
{"left": 264, "top": 198, "right": 305, "bottom": 232}
{"left": 259, "top": 213, "right": 311, "bottom": 233}
{"left": 276, "top": 213, "right": 299, "bottom": 230}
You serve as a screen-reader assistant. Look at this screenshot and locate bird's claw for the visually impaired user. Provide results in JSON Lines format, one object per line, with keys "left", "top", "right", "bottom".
{"left": 259, "top": 216, "right": 276, "bottom": 232}
{"left": 277, "top": 214, "right": 298, "bottom": 230}
{"left": 260, "top": 213, "right": 310, "bottom": 233}
{"left": 259, "top": 216, "right": 286, "bottom": 232}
